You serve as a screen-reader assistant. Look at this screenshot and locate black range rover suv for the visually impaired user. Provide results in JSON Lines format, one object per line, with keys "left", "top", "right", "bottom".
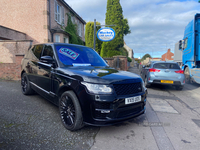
{"left": 21, "top": 43, "right": 147, "bottom": 131}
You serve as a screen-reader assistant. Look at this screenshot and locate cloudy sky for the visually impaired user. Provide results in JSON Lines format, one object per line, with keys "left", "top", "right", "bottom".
{"left": 66, "top": 0, "right": 200, "bottom": 58}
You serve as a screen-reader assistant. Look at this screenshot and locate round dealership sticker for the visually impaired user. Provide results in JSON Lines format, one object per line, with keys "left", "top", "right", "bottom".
{"left": 97, "top": 27, "right": 115, "bottom": 42}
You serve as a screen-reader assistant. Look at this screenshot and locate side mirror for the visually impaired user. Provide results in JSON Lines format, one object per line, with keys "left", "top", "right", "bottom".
{"left": 40, "top": 56, "right": 55, "bottom": 65}
{"left": 179, "top": 40, "right": 184, "bottom": 50}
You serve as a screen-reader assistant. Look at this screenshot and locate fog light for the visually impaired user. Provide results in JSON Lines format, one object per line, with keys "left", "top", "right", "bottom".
{"left": 101, "top": 110, "right": 110, "bottom": 113}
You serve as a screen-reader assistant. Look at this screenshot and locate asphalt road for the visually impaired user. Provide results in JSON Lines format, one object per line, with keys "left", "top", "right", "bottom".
{"left": 0, "top": 80, "right": 99, "bottom": 150}
{"left": 1, "top": 67, "right": 200, "bottom": 150}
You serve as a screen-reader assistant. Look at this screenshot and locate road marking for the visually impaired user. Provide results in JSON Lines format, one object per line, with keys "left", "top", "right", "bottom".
{"left": 148, "top": 98, "right": 178, "bottom": 114}
{"left": 146, "top": 102, "right": 175, "bottom": 150}
{"left": 192, "top": 119, "right": 200, "bottom": 128}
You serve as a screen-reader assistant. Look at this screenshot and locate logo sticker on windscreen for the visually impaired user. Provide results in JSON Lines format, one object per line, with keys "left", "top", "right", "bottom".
{"left": 59, "top": 48, "right": 79, "bottom": 60}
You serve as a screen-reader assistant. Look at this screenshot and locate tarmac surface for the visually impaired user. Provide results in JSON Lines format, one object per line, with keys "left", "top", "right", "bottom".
{"left": 1, "top": 66, "right": 200, "bottom": 150}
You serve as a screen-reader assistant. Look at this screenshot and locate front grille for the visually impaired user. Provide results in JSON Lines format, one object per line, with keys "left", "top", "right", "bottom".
{"left": 113, "top": 82, "right": 142, "bottom": 96}
{"left": 94, "top": 111, "right": 108, "bottom": 119}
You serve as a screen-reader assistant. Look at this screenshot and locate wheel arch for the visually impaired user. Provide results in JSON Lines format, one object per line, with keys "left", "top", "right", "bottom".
{"left": 57, "top": 86, "right": 82, "bottom": 106}
{"left": 183, "top": 65, "right": 191, "bottom": 75}
{"left": 21, "top": 70, "right": 26, "bottom": 77}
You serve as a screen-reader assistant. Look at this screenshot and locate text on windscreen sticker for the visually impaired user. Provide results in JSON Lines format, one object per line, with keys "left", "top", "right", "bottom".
{"left": 59, "top": 48, "right": 79, "bottom": 60}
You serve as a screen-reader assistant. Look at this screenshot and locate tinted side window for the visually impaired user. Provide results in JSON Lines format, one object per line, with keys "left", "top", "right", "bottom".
{"left": 34, "top": 45, "right": 43, "bottom": 59}
{"left": 42, "top": 45, "right": 54, "bottom": 58}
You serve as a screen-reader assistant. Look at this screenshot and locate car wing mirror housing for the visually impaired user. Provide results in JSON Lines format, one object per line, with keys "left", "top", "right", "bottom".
{"left": 40, "top": 56, "right": 56, "bottom": 67}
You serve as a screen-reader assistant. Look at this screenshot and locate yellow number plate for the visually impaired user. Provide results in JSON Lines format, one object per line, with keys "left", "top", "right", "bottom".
{"left": 161, "top": 80, "right": 173, "bottom": 84}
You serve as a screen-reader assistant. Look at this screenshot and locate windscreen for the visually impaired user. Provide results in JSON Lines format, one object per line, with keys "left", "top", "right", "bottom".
{"left": 55, "top": 45, "right": 107, "bottom": 67}
{"left": 153, "top": 63, "right": 180, "bottom": 69}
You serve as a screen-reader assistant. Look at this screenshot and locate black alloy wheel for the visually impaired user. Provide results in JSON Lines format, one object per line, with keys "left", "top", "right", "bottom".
{"left": 59, "top": 91, "right": 83, "bottom": 131}
{"left": 21, "top": 73, "right": 34, "bottom": 95}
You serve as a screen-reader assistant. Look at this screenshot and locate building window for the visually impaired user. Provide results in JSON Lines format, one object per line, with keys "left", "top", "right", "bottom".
{"left": 55, "top": 35, "right": 60, "bottom": 42}
{"left": 61, "top": 6, "right": 64, "bottom": 25}
{"left": 71, "top": 16, "right": 75, "bottom": 24}
{"left": 55, "top": 0, "right": 64, "bottom": 25}
{"left": 78, "top": 21, "right": 82, "bottom": 37}
{"left": 64, "top": 37, "right": 69, "bottom": 43}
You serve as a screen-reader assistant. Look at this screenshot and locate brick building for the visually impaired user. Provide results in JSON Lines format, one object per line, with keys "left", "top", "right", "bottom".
{"left": 0, "top": 0, "right": 86, "bottom": 80}
{"left": 162, "top": 49, "right": 174, "bottom": 61}
{"left": 0, "top": 0, "right": 86, "bottom": 43}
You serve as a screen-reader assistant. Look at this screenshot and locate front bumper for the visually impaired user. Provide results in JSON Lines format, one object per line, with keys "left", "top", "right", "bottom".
{"left": 81, "top": 91, "right": 147, "bottom": 126}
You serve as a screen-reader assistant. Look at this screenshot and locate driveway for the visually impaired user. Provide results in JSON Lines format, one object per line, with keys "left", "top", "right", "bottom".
{"left": 0, "top": 80, "right": 99, "bottom": 150}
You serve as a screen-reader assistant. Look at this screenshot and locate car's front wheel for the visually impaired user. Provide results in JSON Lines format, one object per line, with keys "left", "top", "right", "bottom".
{"left": 59, "top": 91, "right": 83, "bottom": 131}
{"left": 21, "top": 73, "right": 34, "bottom": 95}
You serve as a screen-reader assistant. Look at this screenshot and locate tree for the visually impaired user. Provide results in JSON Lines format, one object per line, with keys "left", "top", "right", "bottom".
{"left": 123, "top": 18, "right": 131, "bottom": 35}
{"left": 100, "top": 0, "right": 131, "bottom": 58}
{"left": 141, "top": 54, "right": 152, "bottom": 61}
{"left": 85, "top": 22, "right": 102, "bottom": 54}
{"left": 64, "top": 13, "right": 84, "bottom": 45}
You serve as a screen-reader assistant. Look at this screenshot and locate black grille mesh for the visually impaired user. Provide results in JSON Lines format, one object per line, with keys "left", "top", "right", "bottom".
{"left": 94, "top": 102, "right": 110, "bottom": 109}
{"left": 113, "top": 82, "right": 142, "bottom": 96}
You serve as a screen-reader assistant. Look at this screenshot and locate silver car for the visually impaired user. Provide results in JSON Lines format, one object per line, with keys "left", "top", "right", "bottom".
{"left": 140, "top": 61, "right": 185, "bottom": 90}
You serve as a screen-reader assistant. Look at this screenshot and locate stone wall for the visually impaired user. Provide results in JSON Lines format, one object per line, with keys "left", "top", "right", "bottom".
{"left": 0, "top": 40, "right": 32, "bottom": 80}
{"left": 104, "top": 55, "right": 128, "bottom": 71}
{"left": 0, "top": 55, "right": 24, "bottom": 80}
{"left": 0, "top": 40, "right": 32, "bottom": 63}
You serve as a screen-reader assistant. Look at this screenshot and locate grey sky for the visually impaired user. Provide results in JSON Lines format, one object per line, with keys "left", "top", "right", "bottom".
{"left": 66, "top": 0, "right": 199, "bottom": 58}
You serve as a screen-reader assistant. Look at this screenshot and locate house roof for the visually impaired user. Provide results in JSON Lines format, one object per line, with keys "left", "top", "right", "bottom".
{"left": 59, "top": 0, "right": 86, "bottom": 24}
{"left": 50, "top": 26, "right": 71, "bottom": 35}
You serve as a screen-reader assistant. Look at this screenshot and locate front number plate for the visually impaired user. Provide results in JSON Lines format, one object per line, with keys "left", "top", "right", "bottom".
{"left": 125, "top": 96, "right": 141, "bottom": 105}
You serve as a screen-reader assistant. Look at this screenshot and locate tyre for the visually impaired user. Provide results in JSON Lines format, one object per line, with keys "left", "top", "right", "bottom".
{"left": 145, "top": 77, "right": 150, "bottom": 88}
{"left": 184, "top": 67, "right": 190, "bottom": 83}
{"left": 59, "top": 91, "right": 83, "bottom": 131}
{"left": 175, "top": 85, "right": 183, "bottom": 90}
{"left": 21, "top": 73, "right": 34, "bottom": 95}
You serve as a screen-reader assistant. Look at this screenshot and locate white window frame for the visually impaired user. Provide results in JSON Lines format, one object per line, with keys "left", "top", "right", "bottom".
{"left": 61, "top": 6, "right": 65, "bottom": 26}
{"left": 78, "top": 22, "right": 82, "bottom": 37}
{"left": 55, "top": 0, "right": 64, "bottom": 25}
{"left": 57, "top": 4, "right": 61, "bottom": 23}
{"left": 55, "top": 35, "right": 60, "bottom": 43}
{"left": 54, "top": 0, "right": 58, "bottom": 21}
{"left": 64, "top": 37, "right": 69, "bottom": 43}
{"left": 71, "top": 16, "right": 75, "bottom": 24}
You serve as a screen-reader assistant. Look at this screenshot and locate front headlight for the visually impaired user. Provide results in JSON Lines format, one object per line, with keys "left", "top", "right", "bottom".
{"left": 81, "top": 82, "right": 113, "bottom": 94}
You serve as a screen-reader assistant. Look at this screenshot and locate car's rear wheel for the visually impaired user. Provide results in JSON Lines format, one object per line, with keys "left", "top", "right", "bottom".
{"left": 184, "top": 67, "right": 190, "bottom": 83}
{"left": 145, "top": 77, "right": 151, "bottom": 88}
{"left": 21, "top": 73, "right": 34, "bottom": 95}
{"left": 59, "top": 91, "right": 83, "bottom": 131}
